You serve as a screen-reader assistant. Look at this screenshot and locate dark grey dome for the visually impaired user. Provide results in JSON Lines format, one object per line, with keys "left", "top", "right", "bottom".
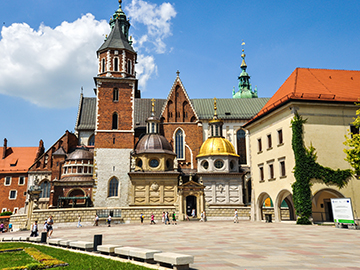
{"left": 67, "top": 148, "right": 93, "bottom": 160}
{"left": 135, "top": 134, "right": 176, "bottom": 155}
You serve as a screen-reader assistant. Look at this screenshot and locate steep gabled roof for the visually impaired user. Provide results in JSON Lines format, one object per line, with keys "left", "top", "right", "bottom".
{"left": 160, "top": 74, "right": 199, "bottom": 121}
{"left": 245, "top": 68, "right": 360, "bottom": 126}
{"left": 75, "top": 96, "right": 96, "bottom": 131}
{"left": 0, "top": 147, "right": 38, "bottom": 173}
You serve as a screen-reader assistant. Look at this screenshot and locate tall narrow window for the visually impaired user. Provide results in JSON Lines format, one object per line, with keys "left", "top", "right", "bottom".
{"left": 113, "top": 88, "right": 119, "bottom": 101}
{"left": 258, "top": 138, "right": 262, "bottom": 152}
{"left": 268, "top": 164, "right": 274, "bottom": 179}
{"left": 277, "top": 129, "right": 283, "bottom": 145}
{"left": 114, "top": 58, "right": 119, "bottom": 72}
{"left": 237, "top": 129, "right": 247, "bottom": 164}
{"left": 40, "top": 181, "right": 50, "bottom": 198}
{"left": 267, "top": 134, "right": 272, "bottom": 149}
{"left": 109, "top": 177, "right": 119, "bottom": 197}
{"left": 175, "top": 129, "right": 184, "bottom": 159}
{"left": 259, "top": 165, "right": 264, "bottom": 181}
{"left": 279, "top": 158, "right": 286, "bottom": 177}
{"left": 112, "top": 113, "right": 118, "bottom": 130}
{"left": 102, "top": 59, "right": 105, "bottom": 73}
{"left": 18, "top": 176, "right": 25, "bottom": 185}
{"left": 127, "top": 60, "right": 132, "bottom": 74}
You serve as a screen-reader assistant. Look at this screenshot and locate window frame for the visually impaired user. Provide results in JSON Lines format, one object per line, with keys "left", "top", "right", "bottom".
{"left": 4, "top": 176, "right": 11, "bottom": 186}
{"left": 108, "top": 177, "right": 119, "bottom": 197}
{"left": 18, "top": 176, "right": 25, "bottom": 186}
{"left": 267, "top": 134, "right": 272, "bottom": 149}
{"left": 257, "top": 138, "right": 262, "bottom": 153}
{"left": 278, "top": 157, "right": 286, "bottom": 178}
{"left": 174, "top": 129, "right": 185, "bottom": 160}
{"left": 258, "top": 164, "right": 264, "bottom": 182}
{"left": 112, "top": 113, "right": 118, "bottom": 130}
{"left": 9, "top": 190, "right": 17, "bottom": 200}
{"left": 267, "top": 160, "right": 275, "bottom": 180}
{"left": 113, "top": 88, "right": 119, "bottom": 102}
{"left": 277, "top": 129, "right": 283, "bottom": 145}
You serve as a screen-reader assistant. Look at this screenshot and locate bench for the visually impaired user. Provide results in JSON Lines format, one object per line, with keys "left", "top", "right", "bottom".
{"left": 69, "top": 241, "right": 93, "bottom": 251}
{"left": 97, "top": 244, "right": 123, "bottom": 255}
{"left": 29, "top": 237, "right": 42, "bottom": 243}
{"left": 48, "top": 238, "right": 63, "bottom": 245}
{"left": 115, "top": 246, "right": 162, "bottom": 263}
{"left": 3, "top": 237, "right": 13, "bottom": 241}
{"left": 154, "top": 252, "right": 194, "bottom": 270}
{"left": 59, "top": 240, "right": 72, "bottom": 247}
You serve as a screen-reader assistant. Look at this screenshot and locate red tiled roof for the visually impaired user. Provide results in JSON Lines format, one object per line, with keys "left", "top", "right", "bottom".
{"left": 246, "top": 68, "right": 360, "bottom": 126}
{"left": 0, "top": 147, "right": 38, "bottom": 173}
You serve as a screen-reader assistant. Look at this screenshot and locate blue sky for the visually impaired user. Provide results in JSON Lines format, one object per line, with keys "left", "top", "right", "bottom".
{"left": 1, "top": 0, "right": 360, "bottom": 148}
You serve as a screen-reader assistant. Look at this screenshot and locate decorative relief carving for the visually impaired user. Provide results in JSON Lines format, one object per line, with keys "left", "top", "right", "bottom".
{"left": 151, "top": 182, "right": 159, "bottom": 192}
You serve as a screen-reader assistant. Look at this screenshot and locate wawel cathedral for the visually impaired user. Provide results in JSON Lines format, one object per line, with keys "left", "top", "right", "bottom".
{"left": 17, "top": 1, "right": 268, "bottom": 220}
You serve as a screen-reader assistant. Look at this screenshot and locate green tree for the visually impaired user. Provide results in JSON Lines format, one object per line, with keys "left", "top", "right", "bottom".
{"left": 344, "top": 106, "right": 360, "bottom": 175}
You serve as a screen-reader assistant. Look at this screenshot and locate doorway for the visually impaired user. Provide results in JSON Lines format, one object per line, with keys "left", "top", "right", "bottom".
{"left": 186, "top": 195, "right": 197, "bottom": 217}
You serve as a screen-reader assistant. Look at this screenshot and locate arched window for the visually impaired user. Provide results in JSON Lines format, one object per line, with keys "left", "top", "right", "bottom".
{"left": 112, "top": 113, "right": 118, "bottom": 130}
{"left": 237, "top": 129, "right": 247, "bottom": 164}
{"left": 113, "top": 88, "right": 119, "bottom": 101}
{"left": 127, "top": 60, "right": 132, "bottom": 74}
{"left": 109, "top": 177, "right": 119, "bottom": 197}
{"left": 102, "top": 58, "right": 105, "bottom": 73}
{"left": 88, "top": 134, "right": 95, "bottom": 146}
{"left": 114, "top": 58, "right": 119, "bottom": 72}
{"left": 175, "top": 129, "right": 184, "bottom": 159}
{"left": 40, "top": 180, "right": 51, "bottom": 198}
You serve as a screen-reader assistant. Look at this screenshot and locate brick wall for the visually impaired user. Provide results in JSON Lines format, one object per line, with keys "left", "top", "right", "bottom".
{"left": 0, "top": 174, "right": 28, "bottom": 213}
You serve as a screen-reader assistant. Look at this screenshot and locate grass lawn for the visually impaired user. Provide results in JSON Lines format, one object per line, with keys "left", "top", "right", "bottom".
{"left": 0, "top": 242, "right": 151, "bottom": 270}
{"left": 0, "top": 250, "right": 38, "bottom": 269}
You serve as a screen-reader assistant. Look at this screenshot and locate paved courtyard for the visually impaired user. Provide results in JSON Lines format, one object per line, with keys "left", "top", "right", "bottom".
{"left": 6, "top": 220, "right": 360, "bottom": 270}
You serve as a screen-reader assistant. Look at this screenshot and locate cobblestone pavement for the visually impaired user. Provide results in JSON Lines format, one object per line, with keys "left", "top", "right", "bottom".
{"left": 6, "top": 220, "right": 360, "bottom": 270}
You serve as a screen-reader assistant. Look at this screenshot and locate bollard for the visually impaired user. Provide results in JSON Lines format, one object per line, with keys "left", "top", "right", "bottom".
{"left": 93, "top": 234, "right": 102, "bottom": 251}
{"left": 41, "top": 232, "right": 47, "bottom": 243}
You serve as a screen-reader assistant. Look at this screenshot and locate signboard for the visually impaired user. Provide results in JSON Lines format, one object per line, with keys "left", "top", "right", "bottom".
{"left": 330, "top": 198, "right": 355, "bottom": 224}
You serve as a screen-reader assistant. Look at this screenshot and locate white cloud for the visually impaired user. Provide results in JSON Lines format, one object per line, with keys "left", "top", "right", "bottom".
{"left": 0, "top": 14, "right": 109, "bottom": 108}
{"left": 126, "top": 0, "right": 176, "bottom": 53}
{"left": 0, "top": 1, "right": 177, "bottom": 108}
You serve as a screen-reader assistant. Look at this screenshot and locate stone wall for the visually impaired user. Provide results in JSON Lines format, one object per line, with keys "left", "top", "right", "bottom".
{"left": 9, "top": 214, "right": 27, "bottom": 231}
{"left": 205, "top": 206, "right": 251, "bottom": 220}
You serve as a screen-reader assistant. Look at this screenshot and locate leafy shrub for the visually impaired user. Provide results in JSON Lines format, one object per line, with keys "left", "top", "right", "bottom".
{"left": 0, "top": 211, "right": 12, "bottom": 216}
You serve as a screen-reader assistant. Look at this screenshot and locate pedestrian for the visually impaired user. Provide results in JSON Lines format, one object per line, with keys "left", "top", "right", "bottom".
{"left": 203, "top": 211, "right": 207, "bottom": 222}
{"left": 30, "top": 221, "right": 38, "bottom": 237}
{"left": 162, "top": 212, "right": 165, "bottom": 223}
{"left": 172, "top": 212, "right": 177, "bottom": 225}
{"left": 191, "top": 209, "right": 196, "bottom": 218}
{"left": 185, "top": 214, "right": 190, "bottom": 221}
{"left": 77, "top": 215, "right": 82, "bottom": 228}
{"left": 94, "top": 214, "right": 99, "bottom": 226}
{"left": 8, "top": 223, "right": 12, "bottom": 232}
{"left": 43, "top": 220, "right": 48, "bottom": 232}
{"left": 107, "top": 215, "right": 112, "bottom": 227}
{"left": 234, "top": 209, "right": 239, "bottom": 223}
{"left": 140, "top": 213, "right": 144, "bottom": 224}
{"left": 150, "top": 213, "right": 156, "bottom": 224}
{"left": 47, "top": 215, "right": 54, "bottom": 238}
{"left": 166, "top": 211, "right": 170, "bottom": 225}
{"left": 200, "top": 211, "right": 204, "bottom": 222}
{"left": 0, "top": 221, "right": 4, "bottom": 233}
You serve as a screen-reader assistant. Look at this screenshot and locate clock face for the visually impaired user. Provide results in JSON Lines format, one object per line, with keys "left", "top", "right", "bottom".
{"left": 149, "top": 159, "right": 159, "bottom": 168}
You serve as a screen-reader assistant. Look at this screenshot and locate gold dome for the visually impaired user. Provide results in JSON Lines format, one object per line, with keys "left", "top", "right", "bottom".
{"left": 197, "top": 137, "right": 239, "bottom": 158}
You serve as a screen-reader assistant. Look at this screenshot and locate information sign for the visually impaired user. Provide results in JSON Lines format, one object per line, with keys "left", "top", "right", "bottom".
{"left": 330, "top": 198, "right": 355, "bottom": 224}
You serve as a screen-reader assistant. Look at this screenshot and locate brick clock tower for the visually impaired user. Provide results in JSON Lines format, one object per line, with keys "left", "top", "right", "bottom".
{"left": 93, "top": 0, "right": 138, "bottom": 207}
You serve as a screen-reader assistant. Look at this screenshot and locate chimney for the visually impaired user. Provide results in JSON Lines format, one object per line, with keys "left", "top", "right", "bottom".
{"left": 2, "top": 138, "right": 7, "bottom": 159}
{"left": 35, "top": 139, "right": 45, "bottom": 161}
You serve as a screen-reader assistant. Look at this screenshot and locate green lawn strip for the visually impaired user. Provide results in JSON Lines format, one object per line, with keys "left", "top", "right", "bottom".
{"left": 0, "top": 243, "right": 151, "bottom": 270}
{"left": 0, "top": 250, "right": 38, "bottom": 269}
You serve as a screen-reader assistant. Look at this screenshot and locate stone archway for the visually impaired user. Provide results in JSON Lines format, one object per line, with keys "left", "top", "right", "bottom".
{"left": 67, "top": 188, "right": 86, "bottom": 205}
{"left": 256, "top": 192, "right": 273, "bottom": 221}
{"left": 312, "top": 188, "right": 344, "bottom": 223}
{"left": 275, "top": 189, "right": 296, "bottom": 222}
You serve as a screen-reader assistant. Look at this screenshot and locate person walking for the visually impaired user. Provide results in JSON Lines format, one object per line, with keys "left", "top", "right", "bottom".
{"left": 140, "top": 213, "right": 144, "bottom": 224}
{"left": 203, "top": 211, "right": 207, "bottom": 222}
{"left": 107, "top": 215, "right": 112, "bottom": 227}
{"left": 43, "top": 220, "right": 48, "bottom": 232}
{"left": 47, "top": 215, "right": 54, "bottom": 238}
{"left": 77, "top": 215, "right": 82, "bottom": 228}
{"left": 0, "top": 222, "right": 4, "bottom": 233}
{"left": 150, "top": 213, "right": 156, "bottom": 225}
{"left": 172, "top": 212, "right": 177, "bottom": 225}
{"left": 30, "top": 221, "right": 38, "bottom": 237}
{"left": 191, "top": 209, "right": 196, "bottom": 218}
{"left": 234, "top": 209, "right": 239, "bottom": 223}
{"left": 94, "top": 214, "right": 99, "bottom": 226}
{"left": 162, "top": 212, "right": 165, "bottom": 224}
{"left": 200, "top": 211, "right": 204, "bottom": 222}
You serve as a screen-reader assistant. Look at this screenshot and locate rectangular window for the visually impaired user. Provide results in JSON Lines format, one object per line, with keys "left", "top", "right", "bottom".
{"left": 5, "top": 177, "right": 11, "bottom": 186}
{"left": 9, "top": 190, "right": 17, "bottom": 200}
{"left": 18, "top": 176, "right": 25, "bottom": 185}
{"left": 279, "top": 158, "right": 286, "bottom": 177}
{"left": 278, "top": 129, "right": 283, "bottom": 145}
{"left": 267, "top": 134, "right": 272, "bottom": 149}
{"left": 258, "top": 164, "right": 264, "bottom": 181}
{"left": 258, "top": 138, "right": 262, "bottom": 152}
{"left": 268, "top": 163, "right": 274, "bottom": 180}
{"left": 13, "top": 208, "right": 18, "bottom": 214}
